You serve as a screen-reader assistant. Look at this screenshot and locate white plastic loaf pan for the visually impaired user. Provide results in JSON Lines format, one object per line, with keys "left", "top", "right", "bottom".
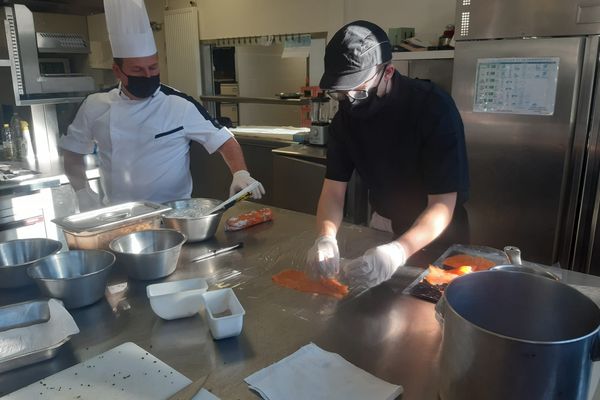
{"left": 201, "top": 288, "right": 245, "bottom": 339}
{"left": 146, "top": 278, "right": 208, "bottom": 320}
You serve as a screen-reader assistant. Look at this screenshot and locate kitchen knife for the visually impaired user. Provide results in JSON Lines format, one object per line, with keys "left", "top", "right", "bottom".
{"left": 167, "top": 374, "right": 210, "bottom": 400}
{"left": 190, "top": 242, "right": 243, "bottom": 263}
{"left": 201, "top": 181, "right": 260, "bottom": 216}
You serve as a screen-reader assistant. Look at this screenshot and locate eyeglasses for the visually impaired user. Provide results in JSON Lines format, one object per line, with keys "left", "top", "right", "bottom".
{"left": 326, "top": 65, "right": 387, "bottom": 103}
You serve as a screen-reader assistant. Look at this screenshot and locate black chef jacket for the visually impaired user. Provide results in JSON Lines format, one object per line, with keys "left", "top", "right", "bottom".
{"left": 325, "top": 71, "right": 470, "bottom": 247}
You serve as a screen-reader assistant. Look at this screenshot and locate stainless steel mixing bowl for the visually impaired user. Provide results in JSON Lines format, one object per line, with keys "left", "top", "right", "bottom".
{"left": 109, "top": 229, "right": 186, "bottom": 280}
{"left": 162, "top": 198, "right": 224, "bottom": 242}
{"left": 27, "top": 250, "right": 115, "bottom": 308}
{"left": 0, "top": 238, "right": 63, "bottom": 288}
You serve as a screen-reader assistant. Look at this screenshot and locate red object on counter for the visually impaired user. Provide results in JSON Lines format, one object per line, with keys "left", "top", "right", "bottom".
{"left": 225, "top": 207, "right": 273, "bottom": 231}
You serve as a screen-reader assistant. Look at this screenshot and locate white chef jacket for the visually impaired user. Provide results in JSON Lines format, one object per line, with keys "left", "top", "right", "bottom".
{"left": 60, "top": 84, "right": 233, "bottom": 204}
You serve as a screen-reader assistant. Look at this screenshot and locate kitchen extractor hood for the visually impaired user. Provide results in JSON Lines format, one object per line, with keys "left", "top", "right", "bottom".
{"left": 0, "top": 0, "right": 103, "bottom": 16}
{"left": 0, "top": 4, "right": 95, "bottom": 104}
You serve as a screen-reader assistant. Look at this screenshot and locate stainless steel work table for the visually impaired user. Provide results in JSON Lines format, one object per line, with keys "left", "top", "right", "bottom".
{"left": 1, "top": 202, "right": 600, "bottom": 399}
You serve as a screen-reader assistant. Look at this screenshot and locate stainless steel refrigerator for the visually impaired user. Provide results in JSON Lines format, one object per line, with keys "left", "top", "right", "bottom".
{"left": 452, "top": 0, "right": 600, "bottom": 273}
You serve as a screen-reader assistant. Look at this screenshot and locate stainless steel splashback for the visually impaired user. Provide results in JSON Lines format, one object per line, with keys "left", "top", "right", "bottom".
{"left": 456, "top": 0, "right": 600, "bottom": 40}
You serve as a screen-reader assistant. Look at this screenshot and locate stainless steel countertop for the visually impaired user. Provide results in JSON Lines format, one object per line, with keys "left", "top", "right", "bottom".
{"left": 1, "top": 202, "right": 599, "bottom": 399}
{"left": 271, "top": 144, "right": 327, "bottom": 161}
{"left": 0, "top": 156, "right": 99, "bottom": 198}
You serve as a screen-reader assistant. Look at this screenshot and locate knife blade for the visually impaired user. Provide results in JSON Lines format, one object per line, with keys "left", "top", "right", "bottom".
{"left": 167, "top": 374, "right": 210, "bottom": 400}
{"left": 190, "top": 242, "right": 243, "bottom": 263}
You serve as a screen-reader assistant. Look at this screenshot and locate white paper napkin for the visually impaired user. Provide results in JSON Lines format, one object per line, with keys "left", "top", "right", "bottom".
{"left": 244, "top": 343, "right": 403, "bottom": 400}
{"left": 191, "top": 388, "right": 220, "bottom": 400}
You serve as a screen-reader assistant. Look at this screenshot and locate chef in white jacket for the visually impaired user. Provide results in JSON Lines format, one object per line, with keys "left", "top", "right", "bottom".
{"left": 61, "top": 0, "right": 264, "bottom": 211}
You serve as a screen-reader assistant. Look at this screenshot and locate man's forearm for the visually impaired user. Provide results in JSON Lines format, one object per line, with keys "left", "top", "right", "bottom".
{"left": 63, "top": 150, "right": 88, "bottom": 191}
{"left": 395, "top": 192, "right": 457, "bottom": 258}
{"left": 316, "top": 179, "right": 347, "bottom": 237}
{"left": 217, "top": 138, "right": 247, "bottom": 173}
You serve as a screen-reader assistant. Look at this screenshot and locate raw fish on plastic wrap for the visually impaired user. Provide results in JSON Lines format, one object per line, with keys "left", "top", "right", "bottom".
{"left": 225, "top": 208, "right": 273, "bottom": 231}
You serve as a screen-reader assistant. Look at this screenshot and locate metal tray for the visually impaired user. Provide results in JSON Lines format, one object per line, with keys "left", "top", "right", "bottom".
{"left": 403, "top": 244, "right": 510, "bottom": 303}
{"left": 0, "top": 300, "right": 75, "bottom": 373}
{"left": 52, "top": 201, "right": 170, "bottom": 234}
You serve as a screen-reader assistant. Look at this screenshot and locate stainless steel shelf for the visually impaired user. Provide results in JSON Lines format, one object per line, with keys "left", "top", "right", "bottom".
{"left": 392, "top": 50, "right": 454, "bottom": 60}
{"left": 200, "top": 95, "right": 311, "bottom": 106}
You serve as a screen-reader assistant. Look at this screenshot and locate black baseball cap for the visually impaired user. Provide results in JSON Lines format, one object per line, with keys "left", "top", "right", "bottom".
{"left": 320, "top": 20, "right": 392, "bottom": 91}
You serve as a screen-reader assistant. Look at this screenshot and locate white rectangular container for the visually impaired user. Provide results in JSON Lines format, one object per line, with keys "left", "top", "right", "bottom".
{"left": 202, "top": 288, "right": 245, "bottom": 339}
{"left": 147, "top": 278, "right": 208, "bottom": 320}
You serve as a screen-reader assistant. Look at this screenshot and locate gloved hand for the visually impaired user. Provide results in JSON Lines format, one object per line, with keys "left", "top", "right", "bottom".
{"left": 230, "top": 170, "right": 265, "bottom": 199}
{"left": 341, "top": 241, "right": 407, "bottom": 289}
{"left": 75, "top": 184, "right": 101, "bottom": 212}
{"left": 306, "top": 235, "right": 340, "bottom": 280}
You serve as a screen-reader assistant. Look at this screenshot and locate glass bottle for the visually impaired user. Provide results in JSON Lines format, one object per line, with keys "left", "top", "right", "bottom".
{"left": 1, "top": 123, "right": 14, "bottom": 160}
{"left": 9, "top": 113, "right": 22, "bottom": 160}
{"left": 20, "top": 120, "right": 34, "bottom": 162}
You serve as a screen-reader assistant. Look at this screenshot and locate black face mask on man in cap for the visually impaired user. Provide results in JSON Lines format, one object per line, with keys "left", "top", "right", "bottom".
{"left": 339, "top": 68, "right": 390, "bottom": 119}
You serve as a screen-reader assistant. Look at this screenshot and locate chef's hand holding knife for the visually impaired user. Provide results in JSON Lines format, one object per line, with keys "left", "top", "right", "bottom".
{"left": 229, "top": 170, "right": 265, "bottom": 199}
{"left": 341, "top": 241, "right": 407, "bottom": 289}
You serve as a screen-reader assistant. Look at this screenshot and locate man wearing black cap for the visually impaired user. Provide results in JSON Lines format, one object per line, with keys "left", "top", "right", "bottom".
{"left": 306, "top": 20, "right": 469, "bottom": 289}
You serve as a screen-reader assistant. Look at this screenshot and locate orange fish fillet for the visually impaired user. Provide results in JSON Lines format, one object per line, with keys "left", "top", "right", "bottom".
{"left": 424, "top": 265, "right": 472, "bottom": 286}
{"left": 272, "top": 269, "right": 349, "bottom": 299}
{"left": 442, "top": 254, "right": 496, "bottom": 271}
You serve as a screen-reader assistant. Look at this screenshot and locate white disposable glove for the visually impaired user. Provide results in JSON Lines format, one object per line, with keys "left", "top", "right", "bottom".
{"left": 306, "top": 235, "right": 340, "bottom": 280}
{"left": 230, "top": 170, "right": 265, "bottom": 199}
{"left": 75, "top": 184, "right": 101, "bottom": 212}
{"left": 341, "top": 241, "right": 407, "bottom": 289}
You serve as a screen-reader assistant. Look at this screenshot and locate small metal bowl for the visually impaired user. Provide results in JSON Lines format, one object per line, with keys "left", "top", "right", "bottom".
{"left": 162, "top": 198, "right": 224, "bottom": 242}
{"left": 27, "top": 250, "right": 115, "bottom": 309}
{"left": 0, "top": 238, "right": 63, "bottom": 288}
{"left": 109, "top": 229, "right": 186, "bottom": 280}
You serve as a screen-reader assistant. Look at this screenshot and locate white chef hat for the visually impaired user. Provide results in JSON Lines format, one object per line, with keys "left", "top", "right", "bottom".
{"left": 104, "top": 0, "right": 157, "bottom": 58}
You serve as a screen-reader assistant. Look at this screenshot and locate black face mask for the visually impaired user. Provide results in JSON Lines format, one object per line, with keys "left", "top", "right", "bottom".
{"left": 124, "top": 74, "right": 160, "bottom": 98}
{"left": 340, "top": 86, "right": 389, "bottom": 119}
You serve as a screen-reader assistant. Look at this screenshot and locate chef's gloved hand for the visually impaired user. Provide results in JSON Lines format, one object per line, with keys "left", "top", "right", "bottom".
{"left": 230, "top": 170, "right": 265, "bottom": 199}
{"left": 75, "top": 184, "right": 101, "bottom": 212}
{"left": 341, "top": 241, "right": 407, "bottom": 289}
{"left": 306, "top": 235, "right": 340, "bottom": 280}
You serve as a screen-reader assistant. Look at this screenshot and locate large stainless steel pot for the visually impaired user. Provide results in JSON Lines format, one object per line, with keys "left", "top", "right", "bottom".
{"left": 439, "top": 270, "right": 600, "bottom": 400}
{"left": 491, "top": 245, "right": 560, "bottom": 280}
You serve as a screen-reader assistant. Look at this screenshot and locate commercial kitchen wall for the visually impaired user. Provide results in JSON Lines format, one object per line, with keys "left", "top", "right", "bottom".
{"left": 149, "top": 0, "right": 456, "bottom": 125}
{"left": 190, "top": 0, "right": 453, "bottom": 45}
{"left": 87, "top": 0, "right": 455, "bottom": 92}
{"left": 236, "top": 44, "right": 306, "bottom": 126}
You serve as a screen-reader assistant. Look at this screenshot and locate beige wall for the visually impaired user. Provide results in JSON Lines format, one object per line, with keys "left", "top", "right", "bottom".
{"left": 192, "top": 0, "right": 455, "bottom": 45}
{"left": 195, "top": 0, "right": 345, "bottom": 40}
{"left": 344, "top": 0, "right": 456, "bottom": 45}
